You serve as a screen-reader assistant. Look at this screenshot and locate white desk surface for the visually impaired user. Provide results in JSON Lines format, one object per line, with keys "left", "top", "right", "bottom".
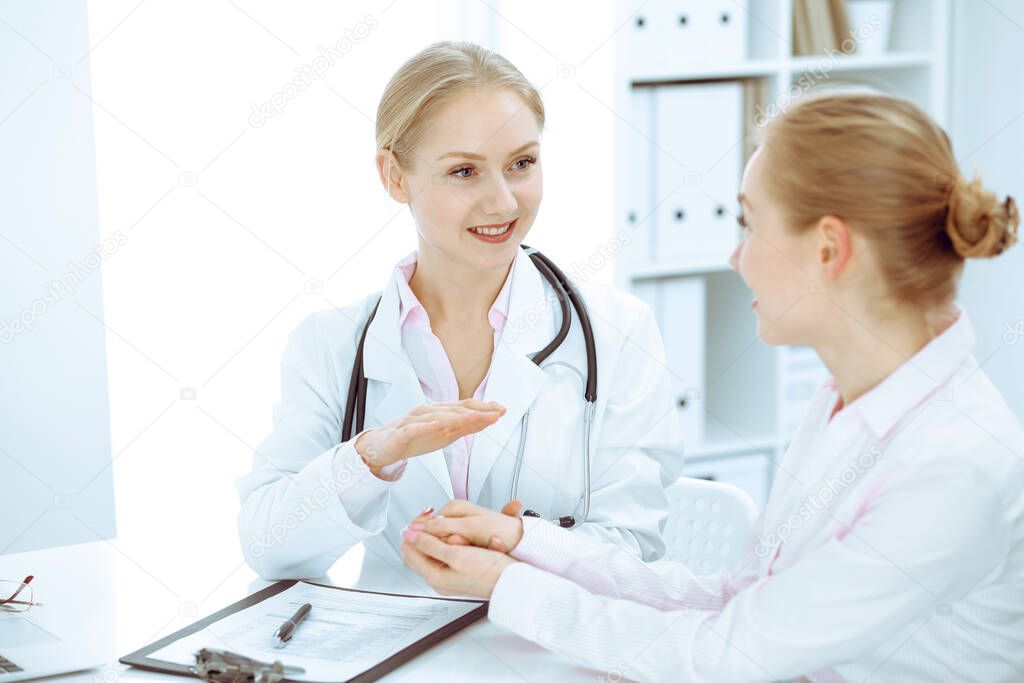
{"left": 0, "top": 540, "right": 601, "bottom": 682}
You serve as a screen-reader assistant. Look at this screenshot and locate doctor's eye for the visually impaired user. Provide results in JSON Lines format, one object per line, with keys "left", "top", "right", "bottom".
{"left": 449, "top": 166, "right": 475, "bottom": 180}
{"left": 511, "top": 155, "right": 537, "bottom": 172}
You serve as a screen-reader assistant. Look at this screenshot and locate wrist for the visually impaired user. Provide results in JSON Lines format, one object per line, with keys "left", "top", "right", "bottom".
{"left": 505, "top": 517, "right": 524, "bottom": 552}
{"left": 354, "top": 430, "right": 391, "bottom": 474}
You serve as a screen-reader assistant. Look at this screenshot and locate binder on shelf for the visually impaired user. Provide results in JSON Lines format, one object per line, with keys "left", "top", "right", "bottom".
{"left": 626, "top": 0, "right": 749, "bottom": 80}
{"left": 653, "top": 82, "right": 743, "bottom": 267}
{"left": 845, "top": 0, "right": 894, "bottom": 55}
{"left": 830, "top": 0, "right": 853, "bottom": 51}
{"left": 625, "top": 87, "right": 656, "bottom": 264}
{"left": 634, "top": 278, "right": 706, "bottom": 444}
{"left": 793, "top": 0, "right": 854, "bottom": 56}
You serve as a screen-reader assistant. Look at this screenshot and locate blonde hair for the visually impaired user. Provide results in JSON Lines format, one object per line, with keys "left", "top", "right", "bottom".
{"left": 375, "top": 41, "right": 545, "bottom": 170}
{"left": 760, "top": 93, "right": 1019, "bottom": 307}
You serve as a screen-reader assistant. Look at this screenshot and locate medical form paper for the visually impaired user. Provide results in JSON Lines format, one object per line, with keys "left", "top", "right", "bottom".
{"left": 147, "top": 581, "right": 485, "bottom": 680}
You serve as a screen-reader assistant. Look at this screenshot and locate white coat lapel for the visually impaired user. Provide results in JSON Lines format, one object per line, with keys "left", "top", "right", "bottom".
{"left": 468, "top": 248, "right": 555, "bottom": 502}
{"left": 362, "top": 272, "right": 454, "bottom": 499}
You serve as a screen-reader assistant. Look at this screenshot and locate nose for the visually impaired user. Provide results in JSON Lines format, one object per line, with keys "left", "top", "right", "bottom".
{"left": 728, "top": 240, "right": 741, "bottom": 272}
{"left": 480, "top": 175, "right": 518, "bottom": 218}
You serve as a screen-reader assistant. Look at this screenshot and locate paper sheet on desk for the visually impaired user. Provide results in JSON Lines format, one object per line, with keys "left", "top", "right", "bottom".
{"left": 149, "top": 581, "right": 482, "bottom": 680}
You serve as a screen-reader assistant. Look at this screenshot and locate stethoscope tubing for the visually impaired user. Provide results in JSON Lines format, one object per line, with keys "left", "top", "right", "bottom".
{"left": 342, "top": 245, "right": 597, "bottom": 527}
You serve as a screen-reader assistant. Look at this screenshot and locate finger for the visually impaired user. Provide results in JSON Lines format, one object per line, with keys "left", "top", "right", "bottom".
{"left": 432, "top": 404, "right": 476, "bottom": 417}
{"left": 488, "top": 536, "right": 509, "bottom": 553}
{"left": 428, "top": 410, "right": 498, "bottom": 432}
{"left": 409, "top": 506, "right": 436, "bottom": 526}
{"left": 419, "top": 516, "right": 475, "bottom": 540}
{"left": 455, "top": 399, "right": 506, "bottom": 412}
{"left": 408, "top": 528, "right": 457, "bottom": 565}
{"left": 400, "top": 406, "right": 472, "bottom": 427}
{"left": 437, "top": 499, "right": 476, "bottom": 517}
{"left": 401, "top": 540, "right": 445, "bottom": 580}
{"left": 417, "top": 402, "right": 502, "bottom": 417}
{"left": 400, "top": 539, "right": 427, "bottom": 567}
{"left": 454, "top": 411, "right": 503, "bottom": 434}
{"left": 444, "top": 407, "right": 502, "bottom": 424}
{"left": 429, "top": 412, "right": 501, "bottom": 441}
{"left": 501, "top": 499, "right": 524, "bottom": 517}
{"left": 426, "top": 404, "right": 505, "bottom": 425}
{"left": 402, "top": 412, "right": 451, "bottom": 424}
{"left": 446, "top": 534, "right": 471, "bottom": 546}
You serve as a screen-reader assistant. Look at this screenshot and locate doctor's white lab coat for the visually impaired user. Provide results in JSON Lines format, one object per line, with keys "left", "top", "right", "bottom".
{"left": 235, "top": 247, "right": 684, "bottom": 579}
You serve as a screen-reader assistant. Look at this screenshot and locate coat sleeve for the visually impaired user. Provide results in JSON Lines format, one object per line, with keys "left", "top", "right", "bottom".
{"left": 489, "top": 458, "right": 1007, "bottom": 682}
{"left": 570, "top": 298, "right": 685, "bottom": 560}
{"left": 234, "top": 310, "right": 399, "bottom": 579}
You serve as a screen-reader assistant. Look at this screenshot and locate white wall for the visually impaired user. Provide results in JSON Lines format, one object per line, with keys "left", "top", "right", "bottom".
{"left": 951, "top": 0, "right": 1024, "bottom": 421}
{"left": 0, "top": 0, "right": 116, "bottom": 553}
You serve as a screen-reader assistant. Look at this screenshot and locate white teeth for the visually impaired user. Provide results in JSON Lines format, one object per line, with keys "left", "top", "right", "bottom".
{"left": 471, "top": 222, "right": 512, "bottom": 236}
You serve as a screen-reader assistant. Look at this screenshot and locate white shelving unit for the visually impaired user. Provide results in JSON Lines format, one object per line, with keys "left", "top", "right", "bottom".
{"left": 612, "top": 0, "right": 951, "bottom": 510}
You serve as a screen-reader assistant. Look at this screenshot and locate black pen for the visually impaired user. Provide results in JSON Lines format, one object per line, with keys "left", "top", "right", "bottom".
{"left": 273, "top": 602, "right": 312, "bottom": 648}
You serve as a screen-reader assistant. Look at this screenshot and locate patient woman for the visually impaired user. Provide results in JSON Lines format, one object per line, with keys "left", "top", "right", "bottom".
{"left": 400, "top": 93, "right": 1024, "bottom": 681}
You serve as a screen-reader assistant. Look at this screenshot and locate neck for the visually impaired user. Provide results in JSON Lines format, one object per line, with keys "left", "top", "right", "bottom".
{"left": 409, "top": 245, "right": 512, "bottom": 326}
{"left": 814, "top": 300, "right": 957, "bottom": 410}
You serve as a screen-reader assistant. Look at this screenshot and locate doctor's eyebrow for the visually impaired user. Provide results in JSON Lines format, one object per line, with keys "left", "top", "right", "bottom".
{"left": 738, "top": 192, "right": 752, "bottom": 209}
{"left": 436, "top": 140, "right": 539, "bottom": 161}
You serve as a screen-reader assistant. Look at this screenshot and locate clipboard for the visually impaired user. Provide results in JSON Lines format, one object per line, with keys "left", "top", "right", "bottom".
{"left": 119, "top": 579, "right": 488, "bottom": 683}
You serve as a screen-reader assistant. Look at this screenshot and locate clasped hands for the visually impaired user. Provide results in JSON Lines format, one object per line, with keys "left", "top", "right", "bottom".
{"left": 400, "top": 499, "right": 526, "bottom": 599}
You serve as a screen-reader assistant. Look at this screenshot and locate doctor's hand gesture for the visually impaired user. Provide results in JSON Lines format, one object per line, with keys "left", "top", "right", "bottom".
{"left": 354, "top": 399, "right": 505, "bottom": 476}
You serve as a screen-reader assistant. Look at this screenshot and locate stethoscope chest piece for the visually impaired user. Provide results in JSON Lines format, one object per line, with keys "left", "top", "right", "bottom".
{"left": 523, "top": 508, "right": 576, "bottom": 528}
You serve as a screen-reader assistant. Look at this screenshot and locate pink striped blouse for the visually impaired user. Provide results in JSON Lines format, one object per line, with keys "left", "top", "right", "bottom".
{"left": 489, "top": 310, "right": 1024, "bottom": 681}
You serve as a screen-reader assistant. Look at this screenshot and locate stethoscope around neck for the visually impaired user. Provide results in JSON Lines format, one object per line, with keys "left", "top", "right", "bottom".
{"left": 341, "top": 244, "right": 598, "bottom": 529}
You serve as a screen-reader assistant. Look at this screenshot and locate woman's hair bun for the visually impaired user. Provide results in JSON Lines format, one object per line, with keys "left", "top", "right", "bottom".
{"left": 945, "top": 175, "right": 1020, "bottom": 259}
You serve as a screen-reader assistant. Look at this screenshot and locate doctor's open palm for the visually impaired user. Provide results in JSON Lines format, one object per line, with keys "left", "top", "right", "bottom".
{"left": 354, "top": 399, "right": 506, "bottom": 475}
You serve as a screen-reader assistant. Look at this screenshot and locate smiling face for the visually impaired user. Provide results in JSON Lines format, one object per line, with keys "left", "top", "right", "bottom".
{"left": 379, "top": 87, "right": 543, "bottom": 275}
{"left": 728, "top": 147, "right": 828, "bottom": 346}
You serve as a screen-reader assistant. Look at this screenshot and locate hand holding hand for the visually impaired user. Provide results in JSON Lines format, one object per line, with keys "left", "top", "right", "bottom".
{"left": 410, "top": 499, "right": 524, "bottom": 553}
{"left": 401, "top": 527, "right": 514, "bottom": 599}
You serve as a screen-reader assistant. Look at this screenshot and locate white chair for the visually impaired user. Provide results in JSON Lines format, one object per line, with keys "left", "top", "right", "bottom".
{"left": 662, "top": 477, "right": 758, "bottom": 574}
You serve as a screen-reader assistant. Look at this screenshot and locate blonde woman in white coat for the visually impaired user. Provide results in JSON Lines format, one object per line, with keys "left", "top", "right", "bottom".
{"left": 235, "top": 42, "right": 684, "bottom": 580}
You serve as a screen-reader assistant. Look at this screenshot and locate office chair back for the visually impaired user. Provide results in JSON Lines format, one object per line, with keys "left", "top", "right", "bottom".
{"left": 663, "top": 477, "right": 758, "bottom": 574}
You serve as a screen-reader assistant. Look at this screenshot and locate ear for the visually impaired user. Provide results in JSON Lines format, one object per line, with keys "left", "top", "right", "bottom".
{"left": 815, "top": 214, "right": 853, "bottom": 279}
{"left": 376, "top": 148, "right": 411, "bottom": 203}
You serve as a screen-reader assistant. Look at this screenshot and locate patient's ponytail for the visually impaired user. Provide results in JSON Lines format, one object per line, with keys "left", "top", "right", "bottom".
{"left": 945, "top": 174, "right": 1019, "bottom": 259}
{"left": 759, "top": 93, "right": 1019, "bottom": 307}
